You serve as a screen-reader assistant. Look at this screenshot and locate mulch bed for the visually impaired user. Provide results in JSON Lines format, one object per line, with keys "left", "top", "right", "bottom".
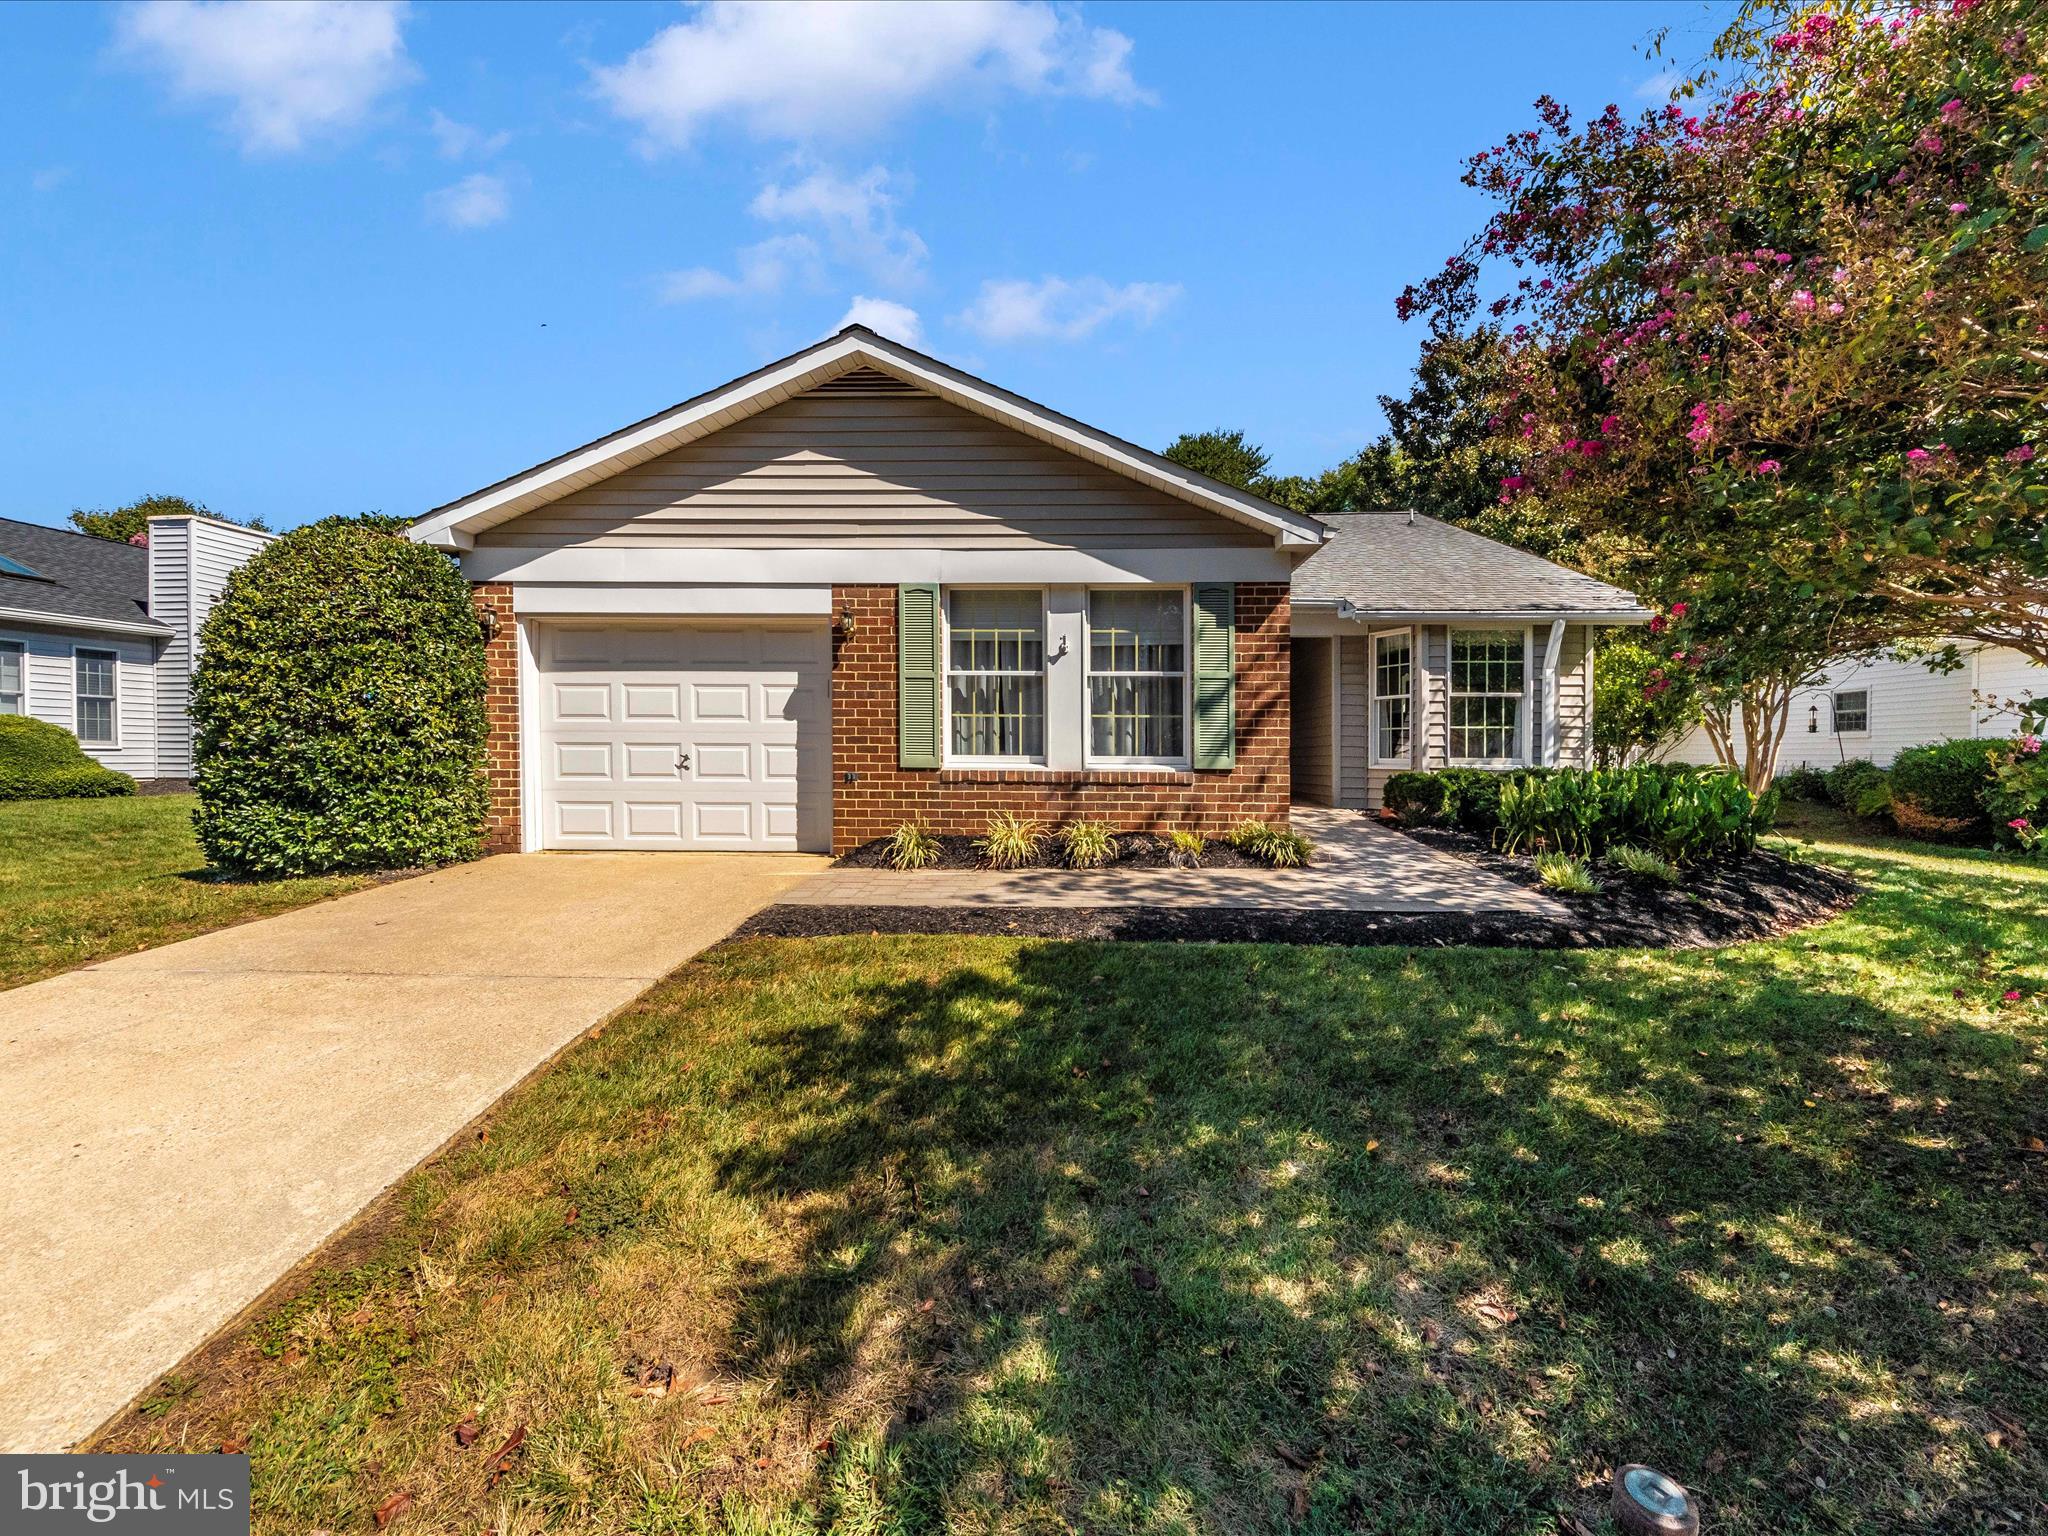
{"left": 736, "top": 827, "right": 1861, "bottom": 950}
{"left": 833, "top": 831, "right": 1266, "bottom": 871}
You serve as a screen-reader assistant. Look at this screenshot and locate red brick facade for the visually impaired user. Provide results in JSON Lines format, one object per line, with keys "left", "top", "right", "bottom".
{"left": 472, "top": 582, "right": 522, "bottom": 854}
{"left": 828, "top": 581, "right": 1291, "bottom": 853}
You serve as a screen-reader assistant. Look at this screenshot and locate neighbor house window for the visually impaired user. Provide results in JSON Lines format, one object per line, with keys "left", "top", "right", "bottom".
{"left": 1372, "top": 630, "right": 1412, "bottom": 765}
{"left": 1087, "top": 588, "right": 1187, "bottom": 762}
{"left": 1448, "top": 628, "right": 1526, "bottom": 764}
{"left": 1832, "top": 688, "right": 1870, "bottom": 735}
{"left": 947, "top": 589, "right": 1044, "bottom": 760}
{"left": 0, "top": 641, "right": 21, "bottom": 715}
{"left": 75, "top": 648, "right": 116, "bottom": 745}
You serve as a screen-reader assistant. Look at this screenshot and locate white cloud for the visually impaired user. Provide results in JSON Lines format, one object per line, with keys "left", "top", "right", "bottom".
{"left": 838, "top": 296, "right": 923, "bottom": 345}
{"left": 114, "top": 0, "right": 416, "bottom": 154}
{"left": 659, "top": 234, "right": 823, "bottom": 303}
{"left": 425, "top": 171, "right": 510, "bottom": 230}
{"left": 1635, "top": 70, "right": 1682, "bottom": 102}
{"left": 593, "top": 0, "right": 1152, "bottom": 150}
{"left": 428, "top": 108, "right": 509, "bottom": 160}
{"left": 953, "top": 275, "right": 1180, "bottom": 343}
{"left": 750, "top": 166, "right": 927, "bottom": 288}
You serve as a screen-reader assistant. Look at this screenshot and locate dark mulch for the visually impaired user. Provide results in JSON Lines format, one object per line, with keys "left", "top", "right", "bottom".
{"left": 133, "top": 778, "right": 194, "bottom": 796}
{"left": 736, "top": 829, "right": 1861, "bottom": 950}
{"left": 834, "top": 831, "right": 1265, "bottom": 872}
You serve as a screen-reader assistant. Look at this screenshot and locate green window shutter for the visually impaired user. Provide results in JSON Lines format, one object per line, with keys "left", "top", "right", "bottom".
{"left": 1191, "top": 582, "right": 1235, "bottom": 770}
{"left": 898, "top": 583, "right": 941, "bottom": 769}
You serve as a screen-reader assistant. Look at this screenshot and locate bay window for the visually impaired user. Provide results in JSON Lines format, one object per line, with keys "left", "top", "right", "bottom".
{"left": 946, "top": 588, "right": 1045, "bottom": 760}
{"left": 1448, "top": 628, "right": 1525, "bottom": 764}
{"left": 1087, "top": 588, "right": 1187, "bottom": 762}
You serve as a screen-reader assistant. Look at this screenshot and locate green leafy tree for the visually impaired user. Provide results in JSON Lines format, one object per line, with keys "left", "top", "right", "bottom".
{"left": 1162, "top": 429, "right": 1364, "bottom": 516}
{"left": 1591, "top": 636, "right": 1700, "bottom": 767}
{"left": 1399, "top": 0, "right": 2047, "bottom": 782}
{"left": 69, "top": 493, "right": 269, "bottom": 545}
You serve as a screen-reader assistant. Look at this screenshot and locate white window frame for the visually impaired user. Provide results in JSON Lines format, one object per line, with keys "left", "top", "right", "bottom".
{"left": 1083, "top": 584, "right": 1191, "bottom": 770}
{"left": 1446, "top": 624, "right": 1533, "bottom": 768}
{"left": 1370, "top": 627, "right": 1414, "bottom": 768}
{"left": 941, "top": 586, "right": 1049, "bottom": 767}
{"left": 0, "top": 640, "right": 22, "bottom": 716}
{"left": 73, "top": 645, "right": 119, "bottom": 748}
{"left": 1832, "top": 687, "right": 1871, "bottom": 736}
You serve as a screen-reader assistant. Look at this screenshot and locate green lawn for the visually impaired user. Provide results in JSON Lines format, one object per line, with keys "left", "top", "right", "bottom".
{"left": 0, "top": 794, "right": 371, "bottom": 989}
{"left": 98, "top": 830, "right": 2047, "bottom": 1535}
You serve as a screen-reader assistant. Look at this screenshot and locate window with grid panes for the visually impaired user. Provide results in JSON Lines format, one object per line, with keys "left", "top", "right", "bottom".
{"left": 1448, "top": 629, "right": 1524, "bottom": 763}
{"left": 1087, "top": 589, "right": 1186, "bottom": 761}
{"left": 946, "top": 589, "right": 1045, "bottom": 759}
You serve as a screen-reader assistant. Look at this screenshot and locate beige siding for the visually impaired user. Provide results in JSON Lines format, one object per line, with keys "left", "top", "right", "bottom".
{"left": 1336, "top": 636, "right": 1370, "bottom": 808}
{"left": 1556, "top": 624, "right": 1593, "bottom": 768}
{"left": 474, "top": 389, "right": 1270, "bottom": 552}
{"left": 1289, "top": 639, "right": 1334, "bottom": 805}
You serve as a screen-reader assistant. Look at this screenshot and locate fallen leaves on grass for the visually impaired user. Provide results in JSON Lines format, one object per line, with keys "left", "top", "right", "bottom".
{"left": 1130, "top": 1264, "right": 1160, "bottom": 1293}
{"left": 452, "top": 1415, "right": 479, "bottom": 1448}
{"left": 485, "top": 1424, "right": 526, "bottom": 1488}
{"left": 372, "top": 1491, "right": 412, "bottom": 1529}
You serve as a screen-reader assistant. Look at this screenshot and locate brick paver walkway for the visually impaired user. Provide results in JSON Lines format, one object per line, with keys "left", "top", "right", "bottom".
{"left": 782, "top": 806, "right": 1561, "bottom": 914}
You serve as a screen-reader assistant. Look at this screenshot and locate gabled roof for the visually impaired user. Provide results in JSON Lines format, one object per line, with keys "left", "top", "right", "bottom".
{"left": 1292, "top": 511, "right": 1650, "bottom": 622}
{"left": 406, "top": 326, "right": 1327, "bottom": 551}
{"left": 0, "top": 517, "right": 172, "bottom": 637}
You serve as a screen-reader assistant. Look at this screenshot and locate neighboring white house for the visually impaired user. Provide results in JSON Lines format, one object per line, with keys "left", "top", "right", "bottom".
{"left": 1662, "top": 642, "right": 2045, "bottom": 772}
{"left": 0, "top": 514, "right": 270, "bottom": 780}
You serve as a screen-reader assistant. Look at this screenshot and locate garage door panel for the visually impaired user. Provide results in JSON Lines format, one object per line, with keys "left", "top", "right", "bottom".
{"left": 536, "top": 621, "right": 829, "bottom": 852}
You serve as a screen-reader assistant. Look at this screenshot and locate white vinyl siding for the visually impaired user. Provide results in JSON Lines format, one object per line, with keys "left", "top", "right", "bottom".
{"left": 147, "top": 515, "right": 272, "bottom": 778}
{"left": 473, "top": 386, "right": 1272, "bottom": 553}
{"left": 0, "top": 625, "right": 160, "bottom": 775}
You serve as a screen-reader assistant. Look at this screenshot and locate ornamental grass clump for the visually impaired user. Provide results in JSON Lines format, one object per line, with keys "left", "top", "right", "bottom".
{"left": 1229, "top": 820, "right": 1314, "bottom": 868}
{"left": 1058, "top": 820, "right": 1116, "bottom": 870}
{"left": 1607, "top": 843, "right": 1679, "bottom": 884}
{"left": 975, "top": 811, "right": 1045, "bottom": 869}
{"left": 1536, "top": 851, "right": 1602, "bottom": 895}
{"left": 1165, "top": 829, "right": 1206, "bottom": 868}
{"left": 886, "top": 820, "right": 942, "bottom": 871}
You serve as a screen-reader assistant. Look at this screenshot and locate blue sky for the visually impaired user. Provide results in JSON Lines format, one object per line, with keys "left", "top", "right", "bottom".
{"left": 1, "top": 1, "right": 1728, "bottom": 532}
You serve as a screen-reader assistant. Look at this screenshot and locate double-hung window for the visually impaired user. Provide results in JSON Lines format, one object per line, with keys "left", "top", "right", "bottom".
{"left": 1448, "top": 628, "right": 1526, "bottom": 764}
{"left": 1371, "top": 630, "right": 1412, "bottom": 765}
{"left": 75, "top": 648, "right": 117, "bottom": 746}
{"left": 0, "top": 641, "right": 22, "bottom": 715}
{"left": 1087, "top": 588, "right": 1186, "bottom": 762}
{"left": 946, "top": 589, "right": 1044, "bottom": 760}
{"left": 1832, "top": 688, "right": 1870, "bottom": 735}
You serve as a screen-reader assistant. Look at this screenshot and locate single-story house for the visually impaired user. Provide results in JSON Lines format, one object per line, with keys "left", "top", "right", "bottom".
{"left": 0, "top": 513, "right": 270, "bottom": 781}
{"left": 1662, "top": 642, "right": 2043, "bottom": 772}
{"left": 406, "top": 327, "right": 1649, "bottom": 855}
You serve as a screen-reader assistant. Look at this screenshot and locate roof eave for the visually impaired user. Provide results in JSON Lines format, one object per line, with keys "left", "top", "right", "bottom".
{"left": 407, "top": 328, "right": 1327, "bottom": 552}
{"left": 0, "top": 604, "right": 174, "bottom": 638}
{"left": 1300, "top": 599, "right": 1652, "bottom": 625}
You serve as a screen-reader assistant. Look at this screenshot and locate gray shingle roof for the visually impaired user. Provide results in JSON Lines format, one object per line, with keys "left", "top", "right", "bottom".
{"left": 1292, "top": 511, "right": 1649, "bottom": 619}
{"left": 0, "top": 517, "right": 171, "bottom": 634}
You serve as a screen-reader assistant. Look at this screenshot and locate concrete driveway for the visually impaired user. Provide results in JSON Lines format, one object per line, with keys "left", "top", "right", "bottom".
{"left": 0, "top": 850, "right": 821, "bottom": 1452}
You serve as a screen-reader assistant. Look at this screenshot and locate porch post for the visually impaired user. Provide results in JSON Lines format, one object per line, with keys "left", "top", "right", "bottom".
{"left": 1541, "top": 618, "right": 1565, "bottom": 766}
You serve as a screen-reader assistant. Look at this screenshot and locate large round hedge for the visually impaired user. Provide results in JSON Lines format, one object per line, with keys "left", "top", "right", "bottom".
{"left": 1888, "top": 737, "right": 2003, "bottom": 839}
{"left": 191, "top": 514, "right": 487, "bottom": 875}
{"left": 0, "top": 716, "right": 136, "bottom": 800}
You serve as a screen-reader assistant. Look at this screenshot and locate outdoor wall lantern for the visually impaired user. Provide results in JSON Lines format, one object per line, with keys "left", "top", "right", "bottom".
{"left": 1807, "top": 703, "right": 1820, "bottom": 733}
{"left": 477, "top": 606, "right": 501, "bottom": 644}
{"left": 834, "top": 607, "right": 856, "bottom": 638}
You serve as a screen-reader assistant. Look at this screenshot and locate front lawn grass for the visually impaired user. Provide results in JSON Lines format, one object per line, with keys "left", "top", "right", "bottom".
{"left": 100, "top": 833, "right": 2047, "bottom": 1534}
{"left": 0, "top": 794, "right": 371, "bottom": 989}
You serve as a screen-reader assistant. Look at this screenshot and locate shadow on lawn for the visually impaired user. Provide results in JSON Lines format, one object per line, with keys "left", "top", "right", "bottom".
{"left": 700, "top": 862, "right": 2047, "bottom": 1534}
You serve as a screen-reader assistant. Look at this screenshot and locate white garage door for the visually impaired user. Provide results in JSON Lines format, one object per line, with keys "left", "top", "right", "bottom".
{"left": 535, "top": 622, "right": 831, "bottom": 852}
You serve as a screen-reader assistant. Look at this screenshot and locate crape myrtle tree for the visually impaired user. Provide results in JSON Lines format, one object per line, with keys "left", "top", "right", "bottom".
{"left": 1396, "top": 0, "right": 2048, "bottom": 786}
{"left": 69, "top": 493, "right": 269, "bottom": 545}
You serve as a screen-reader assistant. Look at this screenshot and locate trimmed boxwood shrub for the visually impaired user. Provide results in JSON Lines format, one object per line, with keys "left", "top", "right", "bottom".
{"left": 191, "top": 514, "right": 488, "bottom": 875}
{"left": 0, "top": 716, "right": 137, "bottom": 800}
{"left": 1824, "top": 758, "right": 1889, "bottom": 814}
{"left": 1384, "top": 770, "right": 1452, "bottom": 826}
{"left": 1888, "top": 737, "right": 2004, "bottom": 839}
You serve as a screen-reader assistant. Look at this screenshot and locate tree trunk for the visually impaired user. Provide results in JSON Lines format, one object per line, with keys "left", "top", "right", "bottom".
{"left": 1699, "top": 680, "right": 1794, "bottom": 793}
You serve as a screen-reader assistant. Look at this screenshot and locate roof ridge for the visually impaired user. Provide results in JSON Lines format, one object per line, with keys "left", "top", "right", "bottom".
{"left": 0, "top": 513, "right": 146, "bottom": 547}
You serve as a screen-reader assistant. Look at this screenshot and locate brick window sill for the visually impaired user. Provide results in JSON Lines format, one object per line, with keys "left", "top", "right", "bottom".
{"left": 937, "top": 767, "right": 1199, "bottom": 786}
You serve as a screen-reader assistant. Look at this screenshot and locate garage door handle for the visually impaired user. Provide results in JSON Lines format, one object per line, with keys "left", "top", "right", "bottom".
{"left": 676, "top": 752, "right": 691, "bottom": 770}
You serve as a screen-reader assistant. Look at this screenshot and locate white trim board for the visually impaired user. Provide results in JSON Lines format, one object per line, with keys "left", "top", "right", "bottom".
{"left": 409, "top": 327, "right": 1326, "bottom": 553}
{"left": 464, "top": 545, "right": 1296, "bottom": 588}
